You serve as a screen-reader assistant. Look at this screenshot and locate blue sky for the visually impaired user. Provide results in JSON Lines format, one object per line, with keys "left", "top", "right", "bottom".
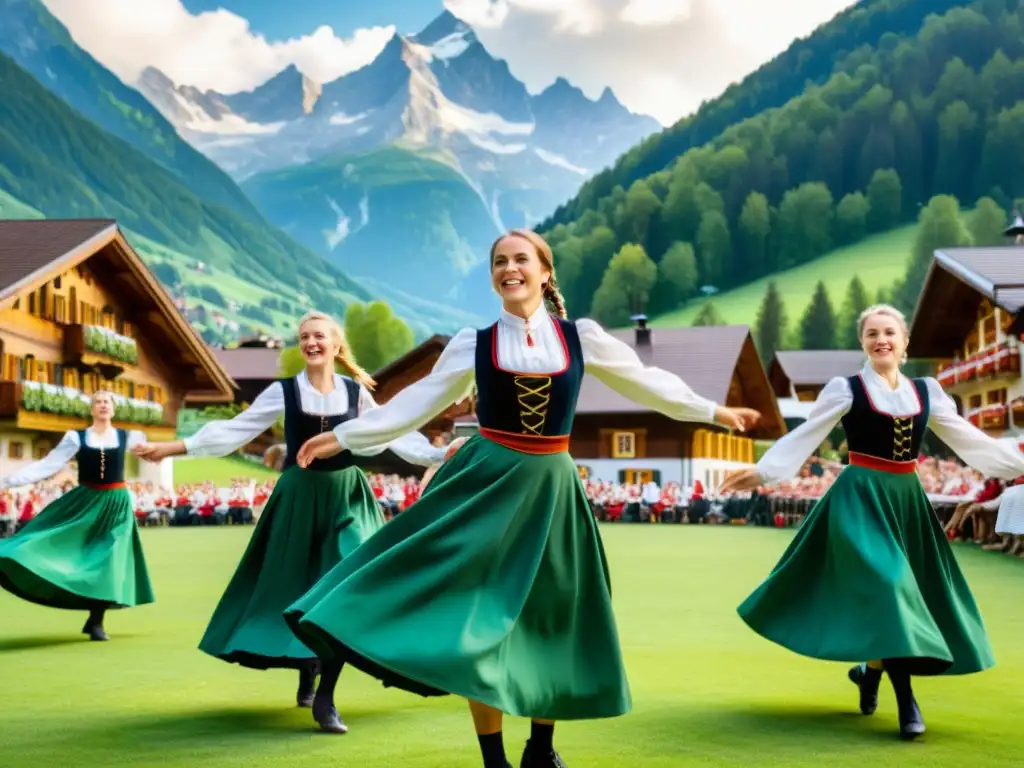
{"left": 181, "top": 0, "right": 440, "bottom": 40}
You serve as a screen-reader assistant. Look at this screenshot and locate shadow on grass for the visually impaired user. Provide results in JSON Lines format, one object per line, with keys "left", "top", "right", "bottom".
{"left": 0, "top": 635, "right": 95, "bottom": 652}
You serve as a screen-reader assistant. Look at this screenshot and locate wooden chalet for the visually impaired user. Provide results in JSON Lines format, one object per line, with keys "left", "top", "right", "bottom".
{"left": 908, "top": 235, "right": 1024, "bottom": 436}
{"left": 0, "top": 219, "right": 235, "bottom": 485}
{"left": 769, "top": 350, "right": 865, "bottom": 423}
{"left": 209, "top": 336, "right": 284, "bottom": 406}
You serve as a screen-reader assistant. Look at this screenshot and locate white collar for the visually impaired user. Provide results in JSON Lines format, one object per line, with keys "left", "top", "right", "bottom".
{"left": 298, "top": 369, "right": 341, "bottom": 395}
{"left": 860, "top": 362, "right": 910, "bottom": 393}
{"left": 499, "top": 304, "right": 550, "bottom": 331}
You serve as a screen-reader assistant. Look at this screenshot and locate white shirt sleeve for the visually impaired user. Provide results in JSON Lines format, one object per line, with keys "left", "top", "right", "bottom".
{"left": 352, "top": 385, "right": 447, "bottom": 466}
{"left": 756, "top": 377, "right": 852, "bottom": 486}
{"left": 576, "top": 318, "right": 719, "bottom": 423}
{"left": 183, "top": 382, "right": 284, "bottom": 458}
{"left": 1, "top": 431, "right": 80, "bottom": 489}
{"left": 333, "top": 328, "right": 476, "bottom": 452}
{"left": 925, "top": 378, "right": 1024, "bottom": 480}
{"left": 126, "top": 430, "right": 148, "bottom": 450}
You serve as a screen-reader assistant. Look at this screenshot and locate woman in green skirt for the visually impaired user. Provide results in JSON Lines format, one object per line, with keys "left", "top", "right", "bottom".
{"left": 0, "top": 390, "right": 154, "bottom": 641}
{"left": 721, "top": 304, "right": 1024, "bottom": 740}
{"left": 287, "top": 230, "right": 761, "bottom": 768}
{"left": 133, "top": 311, "right": 443, "bottom": 733}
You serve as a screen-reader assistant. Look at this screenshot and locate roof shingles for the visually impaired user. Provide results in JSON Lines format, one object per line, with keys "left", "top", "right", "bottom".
{"left": 0, "top": 219, "right": 116, "bottom": 296}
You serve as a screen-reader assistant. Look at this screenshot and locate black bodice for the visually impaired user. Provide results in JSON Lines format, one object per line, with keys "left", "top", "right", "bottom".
{"left": 840, "top": 374, "right": 930, "bottom": 461}
{"left": 473, "top": 318, "right": 584, "bottom": 437}
{"left": 281, "top": 375, "right": 359, "bottom": 472}
{"left": 76, "top": 428, "right": 127, "bottom": 485}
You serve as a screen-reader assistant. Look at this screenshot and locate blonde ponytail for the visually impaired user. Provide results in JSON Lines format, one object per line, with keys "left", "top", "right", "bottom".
{"left": 298, "top": 310, "right": 376, "bottom": 391}
{"left": 543, "top": 278, "right": 568, "bottom": 319}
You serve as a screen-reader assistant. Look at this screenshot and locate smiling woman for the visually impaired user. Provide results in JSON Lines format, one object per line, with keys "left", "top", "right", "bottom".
{"left": 721, "top": 303, "right": 1024, "bottom": 742}
{"left": 129, "top": 310, "right": 444, "bottom": 734}
{"left": 284, "top": 228, "right": 759, "bottom": 767}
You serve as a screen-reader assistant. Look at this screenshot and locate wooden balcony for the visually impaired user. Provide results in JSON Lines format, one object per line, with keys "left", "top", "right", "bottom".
{"left": 62, "top": 323, "right": 137, "bottom": 371}
{"left": 0, "top": 380, "right": 175, "bottom": 440}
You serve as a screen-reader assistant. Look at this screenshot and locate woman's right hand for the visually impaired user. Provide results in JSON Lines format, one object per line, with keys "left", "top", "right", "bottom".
{"left": 718, "top": 468, "right": 763, "bottom": 494}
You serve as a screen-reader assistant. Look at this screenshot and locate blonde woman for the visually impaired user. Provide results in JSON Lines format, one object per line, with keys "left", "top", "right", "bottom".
{"left": 286, "top": 231, "right": 759, "bottom": 768}
{"left": 133, "top": 311, "right": 443, "bottom": 734}
{"left": 721, "top": 304, "right": 1024, "bottom": 741}
{"left": 0, "top": 391, "right": 154, "bottom": 641}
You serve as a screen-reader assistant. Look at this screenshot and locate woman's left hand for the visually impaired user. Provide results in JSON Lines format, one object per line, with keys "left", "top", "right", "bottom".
{"left": 297, "top": 432, "right": 343, "bottom": 467}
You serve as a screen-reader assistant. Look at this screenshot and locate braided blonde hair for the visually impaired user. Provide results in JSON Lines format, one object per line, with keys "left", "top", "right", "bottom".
{"left": 298, "top": 310, "right": 376, "bottom": 390}
{"left": 490, "top": 229, "right": 568, "bottom": 319}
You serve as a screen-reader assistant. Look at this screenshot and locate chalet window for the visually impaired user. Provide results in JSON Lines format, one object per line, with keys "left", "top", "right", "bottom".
{"left": 54, "top": 295, "right": 66, "bottom": 324}
{"left": 8, "top": 442, "right": 23, "bottom": 459}
{"left": 53, "top": 364, "right": 63, "bottom": 387}
{"left": 39, "top": 284, "right": 49, "bottom": 319}
{"left": 970, "top": 394, "right": 983, "bottom": 410}
{"left": 15, "top": 357, "right": 24, "bottom": 382}
{"left": 69, "top": 287, "right": 77, "bottom": 323}
{"left": 28, "top": 292, "right": 36, "bottom": 315}
{"left": 987, "top": 388, "right": 1007, "bottom": 405}
{"left": 33, "top": 442, "right": 49, "bottom": 460}
{"left": 12, "top": 298, "right": 19, "bottom": 310}
{"left": 123, "top": 321, "right": 133, "bottom": 338}
{"left": 54, "top": 276, "right": 61, "bottom": 290}
{"left": 611, "top": 431, "right": 636, "bottom": 459}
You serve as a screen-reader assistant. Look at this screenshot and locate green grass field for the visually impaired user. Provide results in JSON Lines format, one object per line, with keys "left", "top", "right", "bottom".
{"left": 1, "top": 526, "right": 1021, "bottom": 767}
{"left": 652, "top": 226, "right": 917, "bottom": 329}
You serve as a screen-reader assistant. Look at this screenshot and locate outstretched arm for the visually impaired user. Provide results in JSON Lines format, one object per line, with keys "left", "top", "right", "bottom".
{"left": 298, "top": 329, "right": 476, "bottom": 466}
{"left": 926, "top": 379, "right": 1024, "bottom": 480}
{"left": 0, "top": 431, "right": 79, "bottom": 489}
{"left": 577, "top": 319, "right": 760, "bottom": 430}
{"left": 351, "top": 386, "right": 448, "bottom": 467}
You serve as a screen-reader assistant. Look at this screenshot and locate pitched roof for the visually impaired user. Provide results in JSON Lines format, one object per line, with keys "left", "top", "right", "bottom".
{"left": 0, "top": 219, "right": 116, "bottom": 297}
{"left": 211, "top": 347, "right": 282, "bottom": 381}
{"left": 0, "top": 219, "right": 235, "bottom": 401}
{"left": 909, "top": 246, "right": 1024, "bottom": 357}
{"left": 771, "top": 350, "right": 865, "bottom": 390}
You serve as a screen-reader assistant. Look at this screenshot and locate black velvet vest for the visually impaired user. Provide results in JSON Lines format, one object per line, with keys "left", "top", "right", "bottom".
{"left": 840, "top": 374, "right": 930, "bottom": 461}
{"left": 76, "top": 428, "right": 127, "bottom": 484}
{"left": 281, "top": 375, "right": 359, "bottom": 472}
{"left": 474, "top": 318, "right": 584, "bottom": 437}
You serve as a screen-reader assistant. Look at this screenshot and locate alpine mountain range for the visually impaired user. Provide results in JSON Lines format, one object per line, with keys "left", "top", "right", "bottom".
{"left": 134, "top": 9, "right": 661, "bottom": 314}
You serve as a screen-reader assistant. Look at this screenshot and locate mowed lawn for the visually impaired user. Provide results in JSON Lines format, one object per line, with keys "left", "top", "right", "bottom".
{"left": 652, "top": 226, "right": 916, "bottom": 329}
{"left": 1, "top": 525, "right": 1021, "bottom": 767}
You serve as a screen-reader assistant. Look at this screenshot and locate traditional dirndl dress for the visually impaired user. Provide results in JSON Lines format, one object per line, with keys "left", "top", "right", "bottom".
{"left": 738, "top": 375, "right": 994, "bottom": 676}
{"left": 198, "top": 376, "right": 385, "bottom": 669}
{"left": 286, "top": 318, "right": 631, "bottom": 720}
{"left": 0, "top": 428, "right": 154, "bottom": 611}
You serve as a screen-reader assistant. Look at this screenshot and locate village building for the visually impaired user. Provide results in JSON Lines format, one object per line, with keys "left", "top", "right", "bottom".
{"left": 0, "top": 219, "right": 235, "bottom": 487}
{"left": 768, "top": 350, "right": 866, "bottom": 425}
{"left": 907, "top": 218, "right": 1024, "bottom": 439}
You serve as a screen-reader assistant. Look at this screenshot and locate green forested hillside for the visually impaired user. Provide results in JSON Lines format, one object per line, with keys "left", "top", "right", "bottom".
{"left": 541, "top": 0, "right": 968, "bottom": 227}
{"left": 0, "top": 0, "right": 259, "bottom": 220}
{"left": 541, "top": 0, "right": 1024, "bottom": 331}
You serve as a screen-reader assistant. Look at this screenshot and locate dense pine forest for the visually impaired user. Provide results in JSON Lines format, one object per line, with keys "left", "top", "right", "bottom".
{"left": 540, "top": 0, "right": 1024, "bottom": 357}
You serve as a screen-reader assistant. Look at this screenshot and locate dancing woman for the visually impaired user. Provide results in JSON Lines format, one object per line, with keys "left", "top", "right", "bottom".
{"left": 285, "top": 230, "right": 760, "bottom": 767}
{"left": 720, "top": 304, "right": 1024, "bottom": 740}
{"left": 0, "top": 390, "right": 154, "bottom": 641}
{"left": 133, "top": 311, "right": 444, "bottom": 733}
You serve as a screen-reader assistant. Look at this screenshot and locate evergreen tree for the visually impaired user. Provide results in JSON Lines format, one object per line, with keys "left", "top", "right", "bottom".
{"left": 969, "top": 196, "right": 1007, "bottom": 246}
{"left": 893, "top": 195, "right": 972, "bottom": 314}
{"left": 800, "top": 281, "right": 838, "bottom": 349}
{"left": 692, "top": 300, "right": 725, "bottom": 327}
{"left": 754, "top": 281, "right": 788, "bottom": 365}
{"left": 838, "top": 275, "right": 871, "bottom": 349}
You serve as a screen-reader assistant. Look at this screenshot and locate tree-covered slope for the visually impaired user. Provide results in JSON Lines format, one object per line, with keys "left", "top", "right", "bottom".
{"left": 540, "top": 0, "right": 969, "bottom": 229}
{"left": 541, "top": 0, "right": 1024, "bottom": 328}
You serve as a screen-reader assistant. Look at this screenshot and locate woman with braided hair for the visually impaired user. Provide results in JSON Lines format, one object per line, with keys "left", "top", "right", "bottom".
{"left": 285, "top": 229, "right": 760, "bottom": 767}
{"left": 133, "top": 311, "right": 444, "bottom": 734}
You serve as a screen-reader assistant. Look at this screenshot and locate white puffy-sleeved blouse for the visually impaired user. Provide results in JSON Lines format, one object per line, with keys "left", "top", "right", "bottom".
{"left": 757, "top": 363, "right": 1024, "bottom": 486}
{"left": 183, "top": 370, "right": 444, "bottom": 467}
{"left": 0, "top": 428, "right": 147, "bottom": 489}
{"left": 330, "top": 305, "right": 721, "bottom": 453}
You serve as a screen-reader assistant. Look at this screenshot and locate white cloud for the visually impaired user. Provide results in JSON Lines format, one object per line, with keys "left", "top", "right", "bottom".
{"left": 41, "top": 0, "right": 394, "bottom": 92}
{"left": 446, "top": 0, "right": 856, "bottom": 125}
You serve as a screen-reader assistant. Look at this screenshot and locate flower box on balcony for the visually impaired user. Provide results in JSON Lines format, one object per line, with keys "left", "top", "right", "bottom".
{"left": 84, "top": 325, "right": 138, "bottom": 365}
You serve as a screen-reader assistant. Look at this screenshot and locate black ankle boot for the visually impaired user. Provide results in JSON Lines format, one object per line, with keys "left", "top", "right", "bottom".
{"left": 848, "top": 664, "right": 882, "bottom": 715}
{"left": 520, "top": 740, "right": 567, "bottom": 768}
{"left": 82, "top": 610, "right": 108, "bottom": 642}
{"left": 312, "top": 697, "right": 348, "bottom": 734}
{"left": 886, "top": 666, "right": 925, "bottom": 740}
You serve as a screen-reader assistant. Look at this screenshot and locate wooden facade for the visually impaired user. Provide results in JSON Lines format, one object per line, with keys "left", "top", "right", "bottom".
{"left": 0, "top": 220, "right": 234, "bottom": 480}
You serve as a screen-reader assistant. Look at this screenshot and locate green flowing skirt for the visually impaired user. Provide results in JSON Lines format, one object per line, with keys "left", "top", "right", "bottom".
{"left": 738, "top": 464, "right": 995, "bottom": 676}
{"left": 285, "top": 434, "right": 631, "bottom": 721}
{"left": 199, "top": 464, "right": 384, "bottom": 669}
{"left": 0, "top": 485, "right": 153, "bottom": 610}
